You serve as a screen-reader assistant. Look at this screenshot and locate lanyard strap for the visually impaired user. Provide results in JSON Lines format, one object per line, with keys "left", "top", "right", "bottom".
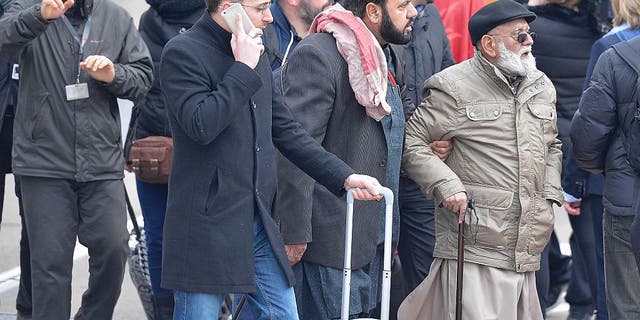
{"left": 62, "top": 15, "right": 92, "bottom": 83}
{"left": 387, "top": 70, "right": 397, "bottom": 87}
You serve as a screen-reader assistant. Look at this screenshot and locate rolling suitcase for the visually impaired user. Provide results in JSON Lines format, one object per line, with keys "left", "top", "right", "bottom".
{"left": 341, "top": 187, "right": 394, "bottom": 320}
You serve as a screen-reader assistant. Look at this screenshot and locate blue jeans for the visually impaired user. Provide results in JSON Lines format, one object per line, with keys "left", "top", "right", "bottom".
{"left": 174, "top": 214, "right": 299, "bottom": 320}
{"left": 136, "top": 179, "right": 170, "bottom": 295}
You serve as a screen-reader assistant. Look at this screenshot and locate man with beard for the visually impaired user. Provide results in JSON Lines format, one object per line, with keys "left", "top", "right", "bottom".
{"left": 273, "top": 0, "right": 416, "bottom": 318}
{"left": 0, "top": 0, "right": 153, "bottom": 319}
{"left": 264, "top": 0, "right": 333, "bottom": 69}
{"left": 397, "top": 0, "right": 562, "bottom": 318}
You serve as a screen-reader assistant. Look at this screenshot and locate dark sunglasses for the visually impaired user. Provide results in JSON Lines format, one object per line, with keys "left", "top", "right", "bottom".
{"left": 488, "top": 31, "right": 536, "bottom": 44}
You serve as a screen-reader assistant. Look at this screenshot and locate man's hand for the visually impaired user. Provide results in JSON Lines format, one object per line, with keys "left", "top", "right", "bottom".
{"left": 230, "top": 15, "right": 263, "bottom": 69}
{"left": 563, "top": 200, "right": 581, "bottom": 216}
{"left": 430, "top": 140, "right": 453, "bottom": 161}
{"left": 285, "top": 243, "right": 307, "bottom": 266}
{"left": 41, "top": 0, "right": 74, "bottom": 20}
{"left": 344, "top": 174, "right": 383, "bottom": 201}
{"left": 442, "top": 192, "right": 467, "bottom": 223}
{"left": 80, "top": 55, "right": 115, "bottom": 83}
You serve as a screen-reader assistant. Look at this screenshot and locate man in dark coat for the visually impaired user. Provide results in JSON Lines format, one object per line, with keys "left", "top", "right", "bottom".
{"left": 273, "top": 0, "right": 417, "bottom": 317}
{"left": 159, "top": 0, "right": 383, "bottom": 318}
{"left": 571, "top": 34, "right": 640, "bottom": 320}
{"left": 131, "top": 1, "right": 205, "bottom": 318}
{"left": 0, "top": 0, "right": 154, "bottom": 319}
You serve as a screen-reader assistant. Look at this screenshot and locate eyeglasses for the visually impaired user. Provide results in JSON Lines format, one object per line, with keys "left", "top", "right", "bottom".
{"left": 239, "top": 1, "right": 272, "bottom": 14}
{"left": 488, "top": 30, "right": 536, "bottom": 44}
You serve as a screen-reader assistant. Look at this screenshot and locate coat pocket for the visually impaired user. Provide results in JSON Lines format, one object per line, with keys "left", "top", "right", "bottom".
{"left": 527, "top": 103, "right": 555, "bottom": 121}
{"left": 464, "top": 184, "right": 515, "bottom": 250}
{"left": 27, "top": 93, "right": 51, "bottom": 141}
{"left": 527, "top": 198, "right": 555, "bottom": 255}
{"left": 201, "top": 166, "right": 221, "bottom": 217}
{"left": 466, "top": 104, "right": 503, "bottom": 121}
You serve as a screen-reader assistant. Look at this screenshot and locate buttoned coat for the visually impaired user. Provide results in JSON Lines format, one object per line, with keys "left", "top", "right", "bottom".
{"left": 159, "top": 15, "right": 354, "bottom": 293}
{"left": 273, "top": 33, "right": 407, "bottom": 269}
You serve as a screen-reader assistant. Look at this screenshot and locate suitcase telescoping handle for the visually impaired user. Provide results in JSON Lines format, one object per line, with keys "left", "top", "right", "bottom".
{"left": 341, "top": 187, "right": 394, "bottom": 320}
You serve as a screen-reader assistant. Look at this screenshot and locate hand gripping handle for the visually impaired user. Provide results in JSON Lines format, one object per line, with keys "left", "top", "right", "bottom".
{"left": 342, "top": 187, "right": 394, "bottom": 320}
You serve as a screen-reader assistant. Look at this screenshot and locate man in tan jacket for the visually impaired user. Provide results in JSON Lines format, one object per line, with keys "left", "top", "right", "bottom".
{"left": 398, "top": 1, "right": 563, "bottom": 319}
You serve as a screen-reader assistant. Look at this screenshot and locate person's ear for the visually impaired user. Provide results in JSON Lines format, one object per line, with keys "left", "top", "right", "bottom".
{"left": 219, "top": 0, "right": 233, "bottom": 11}
{"left": 480, "top": 35, "right": 499, "bottom": 59}
{"left": 365, "top": 2, "right": 381, "bottom": 24}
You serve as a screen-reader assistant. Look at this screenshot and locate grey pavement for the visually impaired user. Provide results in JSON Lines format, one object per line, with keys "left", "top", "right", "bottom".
{"left": 0, "top": 0, "right": 576, "bottom": 319}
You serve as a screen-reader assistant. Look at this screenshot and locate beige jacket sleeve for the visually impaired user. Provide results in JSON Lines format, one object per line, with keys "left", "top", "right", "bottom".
{"left": 545, "top": 137, "right": 564, "bottom": 206}
{"left": 402, "top": 76, "right": 466, "bottom": 205}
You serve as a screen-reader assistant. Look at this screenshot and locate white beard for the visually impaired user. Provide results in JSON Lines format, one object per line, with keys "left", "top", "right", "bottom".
{"left": 495, "top": 42, "right": 537, "bottom": 77}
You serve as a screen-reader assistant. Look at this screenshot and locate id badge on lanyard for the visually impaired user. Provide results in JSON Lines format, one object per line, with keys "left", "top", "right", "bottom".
{"left": 63, "top": 15, "right": 92, "bottom": 101}
{"left": 11, "top": 64, "right": 19, "bottom": 80}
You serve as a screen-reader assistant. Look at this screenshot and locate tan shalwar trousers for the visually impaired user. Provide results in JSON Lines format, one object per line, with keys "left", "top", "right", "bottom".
{"left": 397, "top": 258, "right": 543, "bottom": 320}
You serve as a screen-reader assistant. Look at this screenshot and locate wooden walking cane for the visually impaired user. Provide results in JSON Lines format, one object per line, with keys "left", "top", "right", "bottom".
{"left": 455, "top": 199, "right": 474, "bottom": 320}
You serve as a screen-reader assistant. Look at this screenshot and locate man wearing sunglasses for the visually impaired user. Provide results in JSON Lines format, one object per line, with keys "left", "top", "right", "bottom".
{"left": 399, "top": 0, "right": 562, "bottom": 318}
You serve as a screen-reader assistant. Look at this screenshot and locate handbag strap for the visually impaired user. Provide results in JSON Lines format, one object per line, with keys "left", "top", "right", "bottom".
{"left": 124, "top": 106, "right": 140, "bottom": 161}
{"left": 124, "top": 183, "right": 142, "bottom": 241}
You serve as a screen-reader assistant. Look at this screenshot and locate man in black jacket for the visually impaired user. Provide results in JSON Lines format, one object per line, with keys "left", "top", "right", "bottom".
{"left": 0, "top": 0, "right": 153, "bottom": 319}
{"left": 571, "top": 35, "right": 640, "bottom": 320}
{"left": 159, "top": 0, "right": 382, "bottom": 318}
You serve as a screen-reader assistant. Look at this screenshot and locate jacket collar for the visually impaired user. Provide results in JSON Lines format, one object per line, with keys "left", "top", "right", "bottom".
{"left": 271, "top": 2, "right": 299, "bottom": 39}
{"left": 195, "top": 12, "right": 233, "bottom": 55}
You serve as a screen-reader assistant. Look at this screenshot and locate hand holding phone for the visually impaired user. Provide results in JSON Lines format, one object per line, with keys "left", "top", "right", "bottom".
{"left": 221, "top": 3, "right": 255, "bottom": 35}
{"left": 225, "top": 4, "right": 264, "bottom": 69}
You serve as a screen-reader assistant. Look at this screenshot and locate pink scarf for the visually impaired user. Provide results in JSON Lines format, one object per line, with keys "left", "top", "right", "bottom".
{"left": 310, "top": 4, "right": 391, "bottom": 121}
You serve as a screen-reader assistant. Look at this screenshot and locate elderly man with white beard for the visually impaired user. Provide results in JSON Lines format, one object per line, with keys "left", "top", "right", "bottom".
{"left": 397, "top": 1, "right": 563, "bottom": 319}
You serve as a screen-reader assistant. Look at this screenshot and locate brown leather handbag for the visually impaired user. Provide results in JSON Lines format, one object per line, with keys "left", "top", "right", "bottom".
{"left": 128, "top": 136, "right": 173, "bottom": 184}
{"left": 124, "top": 107, "right": 173, "bottom": 184}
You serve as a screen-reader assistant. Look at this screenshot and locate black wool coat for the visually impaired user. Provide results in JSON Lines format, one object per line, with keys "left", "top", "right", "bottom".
{"left": 159, "top": 14, "right": 354, "bottom": 293}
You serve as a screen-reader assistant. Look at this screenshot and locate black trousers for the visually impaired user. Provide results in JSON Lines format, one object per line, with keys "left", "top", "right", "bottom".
{"left": 631, "top": 179, "right": 640, "bottom": 283}
{"left": 19, "top": 176, "right": 129, "bottom": 320}
{"left": 397, "top": 176, "right": 436, "bottom": 294}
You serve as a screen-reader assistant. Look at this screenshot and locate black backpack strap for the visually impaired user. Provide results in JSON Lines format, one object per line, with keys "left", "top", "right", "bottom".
{"left": 613, "top": 39, "right": 640, "bottom": 75}
{"left": 612, "top": 39, "right": 640, "bottom": 108}
{"left": 612, "top": 39, "right": 640, "bottom": 172}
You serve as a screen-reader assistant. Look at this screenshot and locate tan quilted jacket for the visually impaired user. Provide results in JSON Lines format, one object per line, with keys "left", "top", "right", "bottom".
{"left": 402, "top": 52, "right": 563, "bottom": 272}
